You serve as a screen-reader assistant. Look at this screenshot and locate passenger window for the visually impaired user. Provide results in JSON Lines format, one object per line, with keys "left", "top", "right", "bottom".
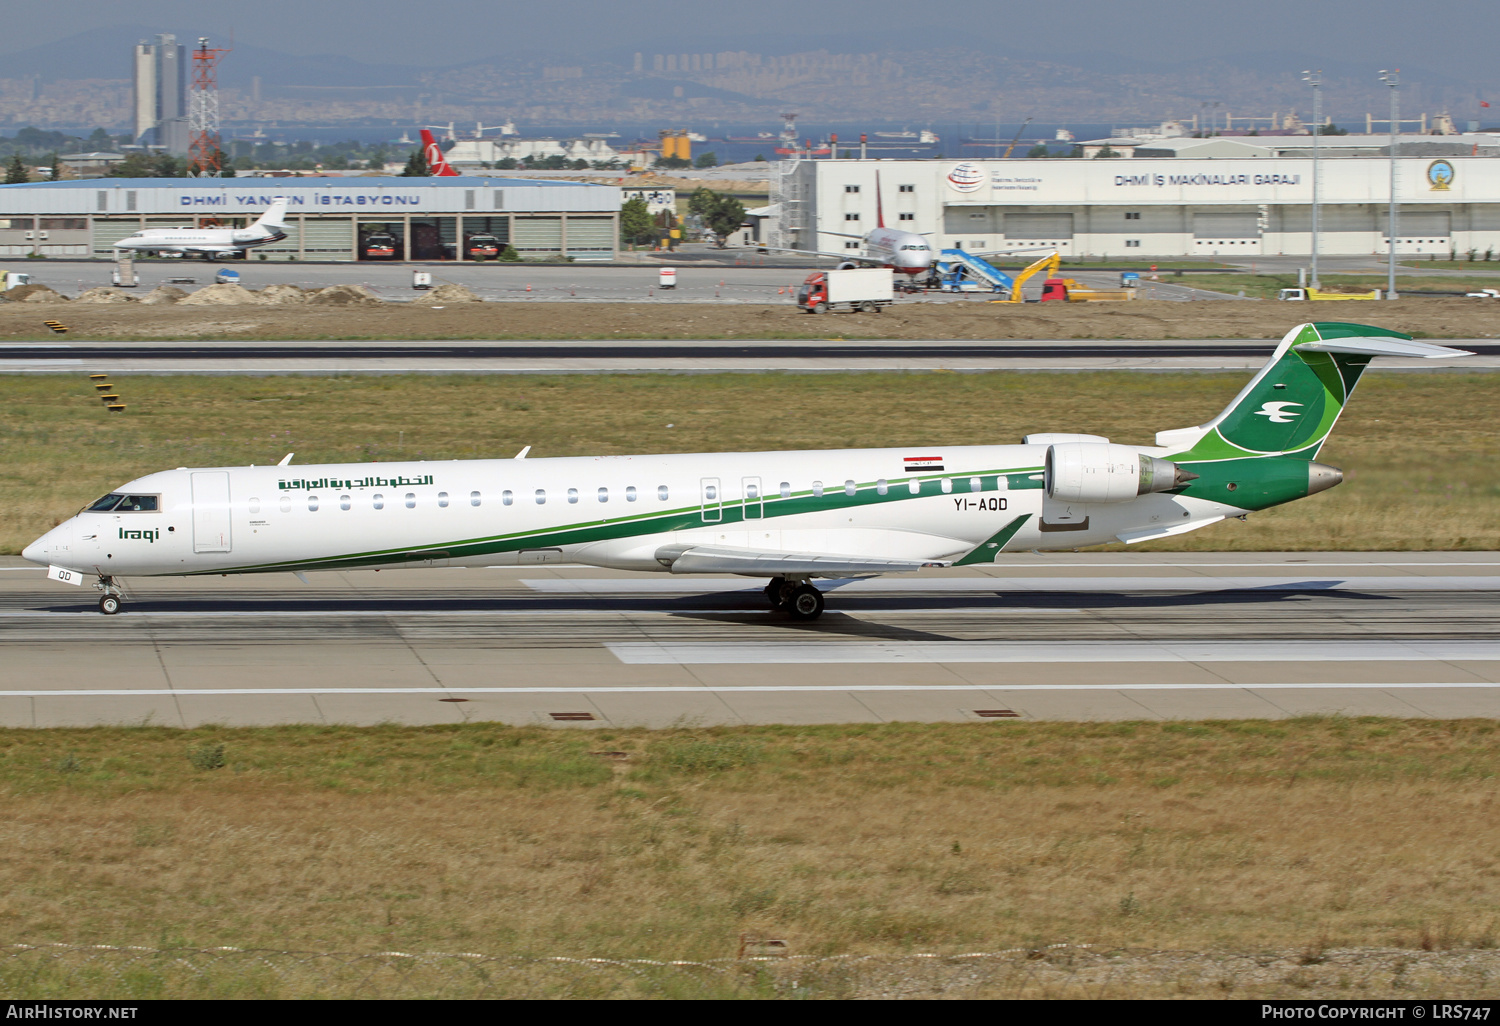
{"left": 438, "top": 491, "right": 449, "bottom": 508}
{"left": 340, "top": 495, "right": 351, "bottom": 511}
{"left": 474, "top": 491, "right": 486, "bottom": 507}
{"left": 501, "top": 490, "right": 512, "bottom": 506}
{"left": 657, "top": 485, "right": 668, "bottom": 501}
{"left": 308, "top": 495, "right": 319, "bottom": 511}
{"left": 876, "top": 479, "right": 887, "bottom": 495}
{"left": 405, "top": 493, "right": 416, "bottom": 509}
{"left": 373, "top": 493, "right": 384, "bottom": 510}
{"left": 280, "top": 495, "right": 291, "bottom": 513}
{"left": 249, "top": 498, "right": 261, "bottom": 514}
{"left": 567, "top": 488, "right": 578, "bottom": 504}
{"left": 941, "top": 478, "right": 953, "bottom": 494}
{"left": 844, "top": 479, "right": 856, "bottom": 497}
{"left": 598, "top": 487, "right": 608, "bottom": 503}
{"left": 704, "top": 484, "right": 717, "bottom": 501}
{"left": 970, "top": 477, "right": 982, "bottom": 492}
{"left": 812, "top": 481, "right": 824, "bottom": 498}
{"left": 746, "top": 483, "right": 758, "bottom": 499}
{"left": 909, "top": 479, "right": 920, "bottom": 495}
{"left": 779, "top": 482, "right": 790, "bottom": 498}
{"left": 536, "top": 489, "right": 546, "bottom": 504}
{"left": 626, "top": 486, "right": 637, "bottom": 502}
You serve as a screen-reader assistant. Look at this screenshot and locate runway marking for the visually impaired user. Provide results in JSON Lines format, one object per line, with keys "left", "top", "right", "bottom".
{"left": 7, "top": 683, "right": 1500, "bottom": 698}
{"left": 607, "top": 640, "right": 1500, "bottom": 664}
{"left": 528, "top": 576, "right": 1500, "bottom": 594}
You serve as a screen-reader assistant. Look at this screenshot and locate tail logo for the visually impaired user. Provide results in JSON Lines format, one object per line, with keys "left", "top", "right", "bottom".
{"left": 1253, "top": 401, "right": 1303, "bottom": 423}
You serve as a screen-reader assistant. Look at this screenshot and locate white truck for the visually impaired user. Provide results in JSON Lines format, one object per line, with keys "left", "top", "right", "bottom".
{"left": 795, "top": 267, "right": 895, "bottom": 313}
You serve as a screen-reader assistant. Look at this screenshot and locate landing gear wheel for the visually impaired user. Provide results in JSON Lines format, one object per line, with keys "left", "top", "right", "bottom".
{"left": 765, "top": 577, "right": 787, "bottom": 610}
{"left": 99, "top": 594, "right": 121, "bottom": 615}
{"left": 786, "top": 584, "right": 825, "bottom": 621}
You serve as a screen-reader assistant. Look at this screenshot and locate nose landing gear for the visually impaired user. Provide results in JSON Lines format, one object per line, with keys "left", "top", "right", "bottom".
{"left": 764, "top": 576, "right": 826, "bottom": 621}
{"left": 95, "top": 575, "right": 123, "bottom": 615}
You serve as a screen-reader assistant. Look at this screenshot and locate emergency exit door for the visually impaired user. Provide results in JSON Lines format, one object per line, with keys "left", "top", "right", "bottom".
{"left": 192, "top": 472, "right": 233, "bottom": 553}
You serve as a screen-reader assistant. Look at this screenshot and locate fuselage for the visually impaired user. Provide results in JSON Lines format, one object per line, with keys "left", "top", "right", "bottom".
{"left": 863, "top": 226, "right": 933, "bottom": 275}
{"left": 22, "top": 445, "right": 1244, "bottom": 579}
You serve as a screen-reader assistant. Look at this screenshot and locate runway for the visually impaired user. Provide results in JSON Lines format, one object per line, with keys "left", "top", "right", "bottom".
{"left": 3, "top": 552, "right": 1497, "bottom": 727}
{"left": 3, "top": 339, "right": 1497, "bottom": 374}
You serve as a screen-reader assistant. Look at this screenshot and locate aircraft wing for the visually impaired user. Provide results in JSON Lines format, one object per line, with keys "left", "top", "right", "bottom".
{"left": 654, "top": 543, "right": 945, "bottom": 577}
{"left": 758, "top": 243, "right": 879, "bottom": 263}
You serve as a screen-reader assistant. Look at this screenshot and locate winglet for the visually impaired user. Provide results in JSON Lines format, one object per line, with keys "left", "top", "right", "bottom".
{"left": 514, "top": 446, "right": 531, "bottom": 460}
{"left": 278, "top": 452, "right": 294, "bottom": 466}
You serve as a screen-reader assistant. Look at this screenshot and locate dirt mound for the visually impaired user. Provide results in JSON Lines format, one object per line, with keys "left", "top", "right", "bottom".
{"left": 3, "top": 283, "right": 68, "bottom": 303}
{"left": 74, "top": 287, "right": 138, "bottom": 304}
{"left": 412, "top": 283, "right": 481, "bottom": 305}
{"left": 257, "top": 283, "right": 310, "bottom": 305}
{"left": 139, "top": 285, "right": 189, "bottom": 306}
{"left": 306, "top": 284, "right": 382, "bottom": 306}
{"left": 177, "top": 283, "right": 266, "bottom": 306}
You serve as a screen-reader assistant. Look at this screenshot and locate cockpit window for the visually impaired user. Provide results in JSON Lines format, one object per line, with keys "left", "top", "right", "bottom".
{"left": 86, "top": 494, "right": 159, "bottom": 513}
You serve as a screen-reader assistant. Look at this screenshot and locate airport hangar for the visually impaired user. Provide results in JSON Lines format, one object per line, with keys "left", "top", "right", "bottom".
{"left": 772, "top": 155, "right": 1500, "bottom": 259}
{"left": 0, "top": 176, "right": 622, "bottom": 262}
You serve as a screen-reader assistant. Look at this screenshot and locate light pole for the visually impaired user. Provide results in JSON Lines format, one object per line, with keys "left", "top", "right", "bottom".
{"left": 1380, "top": 69, "right": 1400, "bottom": 299}
{"left": 1303, "top": 70, "right": 1322, "bottom": 289}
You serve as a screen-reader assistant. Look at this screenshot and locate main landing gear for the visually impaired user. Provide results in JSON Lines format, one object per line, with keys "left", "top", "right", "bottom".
{"left": 95, "top": 576, "right": 123, "bottom": 615}
{"left": 765, "top": 577, "right": 826, "bottom": 621}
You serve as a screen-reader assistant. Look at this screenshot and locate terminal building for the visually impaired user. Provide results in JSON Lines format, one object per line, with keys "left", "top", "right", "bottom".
{"left": 771, "top": 156, "right": 1500, "bottom": 259}
{"left": 0, "top": 176, "right": 622, "bottom": 262}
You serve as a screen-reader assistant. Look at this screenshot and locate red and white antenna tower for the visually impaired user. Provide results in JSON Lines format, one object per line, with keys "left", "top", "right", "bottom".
{"left": 189, "top": 36, "right": 232, "bottom": 176}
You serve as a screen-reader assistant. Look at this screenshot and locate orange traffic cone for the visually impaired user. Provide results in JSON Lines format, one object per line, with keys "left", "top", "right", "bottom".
{"left": 525, "top": 283, "right": 532, "bottom": 292}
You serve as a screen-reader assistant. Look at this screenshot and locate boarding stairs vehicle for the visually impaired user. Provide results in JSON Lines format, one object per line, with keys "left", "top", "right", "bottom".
{"left": 931, "top": 249, "right": 1014, "bottom": 294}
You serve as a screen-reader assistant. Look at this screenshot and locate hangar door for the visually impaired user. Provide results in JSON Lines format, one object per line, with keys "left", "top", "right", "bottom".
{"left": 1193, "top": 212, "right": 1260, "bottom": 238}
{"left": 1395, "top": 210, "right": 1451, "bottom": 238}
{"left": 1003, "top": 213, "right": 1074, "bottom": 239}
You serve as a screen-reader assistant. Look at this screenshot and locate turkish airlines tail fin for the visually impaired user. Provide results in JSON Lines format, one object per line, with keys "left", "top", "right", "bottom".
{"left": 421, "top": 129, "right": 460, "bottom": 176}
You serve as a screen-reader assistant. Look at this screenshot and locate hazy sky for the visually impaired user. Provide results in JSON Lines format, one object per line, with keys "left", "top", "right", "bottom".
{"left": 3, "top": 0, "right": 1495, "bottom": 78}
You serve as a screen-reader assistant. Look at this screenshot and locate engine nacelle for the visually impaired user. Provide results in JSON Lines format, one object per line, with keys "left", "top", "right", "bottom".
{"left": 1045, "top": 442, "right": 1196, "bottom": 503}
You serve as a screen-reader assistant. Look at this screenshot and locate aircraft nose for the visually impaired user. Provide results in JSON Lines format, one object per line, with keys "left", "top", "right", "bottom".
{"left": 22, "top": 522, "right": 68, "bottom": 566}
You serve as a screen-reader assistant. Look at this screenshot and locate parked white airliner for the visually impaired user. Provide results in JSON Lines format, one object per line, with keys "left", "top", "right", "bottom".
{"left": 113, "top": 198, "right": 288, "bottom": 259}
{"left": 761, "top": 174, "right": 935, "bottom": 275}
{"left": 23, "top": 324, "right": 1467, "bottom": 619}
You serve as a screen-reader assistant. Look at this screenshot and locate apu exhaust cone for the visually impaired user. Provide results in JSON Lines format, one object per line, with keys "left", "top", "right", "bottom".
{"left": 1307, "top": 462, "right": 1344, "bottom": 495}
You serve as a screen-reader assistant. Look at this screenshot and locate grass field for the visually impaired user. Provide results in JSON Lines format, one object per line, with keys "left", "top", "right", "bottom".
{"left": 1, "top": 719, "right": 1498, "bottom": 998}
{"left": 1181, "top": 272, "right": 1500, "bottom": 300}
{"left": 1, "top": 370, "right": 1496, "bottom": 554}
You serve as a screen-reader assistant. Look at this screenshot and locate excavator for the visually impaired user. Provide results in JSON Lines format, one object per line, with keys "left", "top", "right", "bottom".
{"left": 990, "top": 251, "right": 1059, "bottom": 303}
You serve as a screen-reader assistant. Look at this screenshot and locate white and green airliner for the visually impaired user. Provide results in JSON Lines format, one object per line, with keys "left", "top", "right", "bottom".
{"left": 24, "top": 322, "right": 1468, "bottom": 619}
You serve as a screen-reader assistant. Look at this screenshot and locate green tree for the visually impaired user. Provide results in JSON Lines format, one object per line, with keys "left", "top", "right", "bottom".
{"left": 1025, "top": 143, "right": 1050, "bottom": 158}
{"left": 619, "top": 195, "right": 655, "bottom": 247}
{"left": 1094, "top": 144, "right": 1121, "bottom": 158}
{"left": 4, "top": 154, "right": 29, "bottom": 184}
{"left": 754, "top": 153, "right": 766, "bottom": 162}
{"left": 85, "top": 128, "right": 114, "bottom": 151}
{"left": 44, "top": 152, "right": 61, "bottom": 180}
{"left": 400, "top": 148, "right": 429, "bottom": 177}
{"left": 687, "top": 187, "right": 745, "bottom": 248}
{"left": 498, "top": 244, "right": 521, "bottom": 261}
{"left": 571, "top": 158, "right": 590, "bottom": 170}
{"left": 695, "top": 150, "right": 718, "bottom": 168}
{"left": 496, "top": 157, "right": 518, "bottom": 170}
{"left": 655, "top": 155, "right": 691, "bottom": 169}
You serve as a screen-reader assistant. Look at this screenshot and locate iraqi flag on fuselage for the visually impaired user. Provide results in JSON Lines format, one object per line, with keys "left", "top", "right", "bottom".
{"left": 903, "top": 455, "right": 944, "bottom": 473}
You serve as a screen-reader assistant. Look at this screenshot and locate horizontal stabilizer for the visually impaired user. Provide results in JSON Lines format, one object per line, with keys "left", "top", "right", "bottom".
{"left": 655, "top": 543, "right": 941, "bottom": 577}
{"left": 1298, "top": 338, "right": 1473, "bottom": 359}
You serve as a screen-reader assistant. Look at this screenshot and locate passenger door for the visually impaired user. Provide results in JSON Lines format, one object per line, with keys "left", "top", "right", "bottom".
{"left": 192, "top": 472, "right": 233, "bottom": 553}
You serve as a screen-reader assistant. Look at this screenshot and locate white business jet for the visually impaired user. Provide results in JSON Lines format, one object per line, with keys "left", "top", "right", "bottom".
{"left": 113, "top": 198, "right": 289, "bottom": 259}
{"left": 23, "top": 323, "right": 1468, "bottom": 620}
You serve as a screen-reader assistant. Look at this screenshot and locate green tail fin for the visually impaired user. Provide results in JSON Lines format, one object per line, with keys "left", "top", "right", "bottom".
{"left": 1156, "top": 322, "right": 1468, "bottom": 462}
